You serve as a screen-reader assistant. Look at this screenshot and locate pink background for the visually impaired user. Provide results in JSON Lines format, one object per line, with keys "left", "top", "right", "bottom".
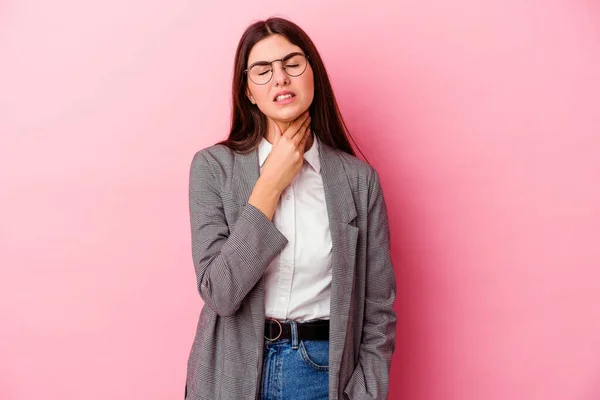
{"left": 1, "top": 1, "right": 600, "bottom": 399}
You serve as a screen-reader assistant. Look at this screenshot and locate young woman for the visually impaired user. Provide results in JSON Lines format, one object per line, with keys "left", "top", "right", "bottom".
{"left": 185, "top": 17, "right": 396, "bottom": 400}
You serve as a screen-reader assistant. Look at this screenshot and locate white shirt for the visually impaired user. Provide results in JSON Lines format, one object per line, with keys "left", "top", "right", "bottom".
{"left": 259, "top": 135, "right": 333, "bottom": 322}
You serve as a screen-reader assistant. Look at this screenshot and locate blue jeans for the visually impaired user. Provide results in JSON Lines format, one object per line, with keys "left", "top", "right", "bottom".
{"left": 260, "top": 321, "right": 329, "bottom": 400}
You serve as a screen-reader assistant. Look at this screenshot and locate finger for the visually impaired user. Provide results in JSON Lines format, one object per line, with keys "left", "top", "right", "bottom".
{"left": 298, "top": 127, "right": 311, "bottom": 153}
{"left": 292, "top": 114, "right": 311, "bottom": 146}
{"left": 298, "top": 127, "right": 311, "bottom": 154}
{"left": 288, "top": 115, "right": 311, "bottom": 143}
{"left": 284, "top": 112, "right": 310, "bottom": 140}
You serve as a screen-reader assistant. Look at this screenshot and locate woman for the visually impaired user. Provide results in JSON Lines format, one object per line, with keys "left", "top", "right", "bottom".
{"left": 185, "top": 17, "right": 396, "bottom": 400}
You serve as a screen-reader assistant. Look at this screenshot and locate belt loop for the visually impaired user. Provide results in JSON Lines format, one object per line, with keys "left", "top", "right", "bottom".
{"left": 290, "top": 320, "right": 299, "bottom": 349}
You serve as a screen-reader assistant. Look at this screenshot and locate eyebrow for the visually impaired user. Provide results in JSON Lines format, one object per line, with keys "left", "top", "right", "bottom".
{"left": 246, "top": 51, "right": 305, "bottom": 70}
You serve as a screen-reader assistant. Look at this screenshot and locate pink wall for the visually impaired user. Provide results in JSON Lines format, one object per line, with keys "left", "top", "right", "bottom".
{"left": 1, "top": 1, "right": 599, "bottom": 399}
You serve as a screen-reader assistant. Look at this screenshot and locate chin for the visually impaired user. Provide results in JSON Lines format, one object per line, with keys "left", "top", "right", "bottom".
{"left": 271, "top": 106, "right": 307, "bottom": 122}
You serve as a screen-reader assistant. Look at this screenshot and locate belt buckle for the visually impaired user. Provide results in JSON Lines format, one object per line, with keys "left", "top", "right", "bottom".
{"left": 264, "top": 318, "right": 282, "bottom": 341}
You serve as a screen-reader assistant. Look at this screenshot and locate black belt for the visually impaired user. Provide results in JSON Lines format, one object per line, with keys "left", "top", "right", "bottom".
{"left": 264, "top": 319, "right": 329, "bottom": 341}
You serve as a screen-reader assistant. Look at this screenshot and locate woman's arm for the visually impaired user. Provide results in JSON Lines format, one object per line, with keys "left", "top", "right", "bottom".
{"left": 188, "top": 150, "right": 288, "bottom": 316}
{"left": 189, "top": 116, "right": 310, "bottom": 316}
{"left": 344, "top": 169, "right": 397, "bottom": 400}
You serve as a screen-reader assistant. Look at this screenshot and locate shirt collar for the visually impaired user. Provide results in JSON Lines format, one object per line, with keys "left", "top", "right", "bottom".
{"left": 258, "top": 134, "right": 321, "bottom": 173}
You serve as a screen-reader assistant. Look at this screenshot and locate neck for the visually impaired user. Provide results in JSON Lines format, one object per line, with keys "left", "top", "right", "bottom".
{"left": 265, "top": 120, "right": 314, "bottom": 153}
{"left": 265, "top": 120, "right": 291, "bottom": 144}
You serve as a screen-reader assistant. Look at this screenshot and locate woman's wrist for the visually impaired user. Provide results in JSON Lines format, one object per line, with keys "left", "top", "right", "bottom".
{"left": 248, "top": 177, "right": 282, "bottom": 221}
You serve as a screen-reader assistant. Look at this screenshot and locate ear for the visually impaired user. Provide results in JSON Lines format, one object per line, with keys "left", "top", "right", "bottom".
{"left": 245, "top": 88, "right": 256, "bottom": 104}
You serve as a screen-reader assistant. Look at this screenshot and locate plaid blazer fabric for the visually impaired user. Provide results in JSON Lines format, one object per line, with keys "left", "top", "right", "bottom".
{"left": 185, "top": 139, "right": 396, "bottom": 400}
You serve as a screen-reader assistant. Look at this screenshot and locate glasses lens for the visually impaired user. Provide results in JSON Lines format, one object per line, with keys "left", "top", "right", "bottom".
{"left": 249, "top": 64, "right": 272, "bottom": 85}
{"left": 283, "top": 54, "right": 307, "bottom": 77}
{"left": 247, "top": 54, "right": 308, "bottom": 85}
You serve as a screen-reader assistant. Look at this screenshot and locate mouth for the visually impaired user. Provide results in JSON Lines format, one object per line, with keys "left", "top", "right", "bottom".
{"left": 273, "top": 91, "right": 296, "bottom": 103}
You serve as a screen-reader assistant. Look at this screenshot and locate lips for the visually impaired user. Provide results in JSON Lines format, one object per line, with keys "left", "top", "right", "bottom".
{"left": 273, "top": 91, "right": 296, "bottom": 102}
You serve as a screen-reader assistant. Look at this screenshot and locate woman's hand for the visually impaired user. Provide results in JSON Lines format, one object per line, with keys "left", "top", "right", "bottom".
{"left": 248, "top": 111, "right": 311, "bottom": 220}
{"left": 261, "top": 112, "right": 312, "bottom": 193}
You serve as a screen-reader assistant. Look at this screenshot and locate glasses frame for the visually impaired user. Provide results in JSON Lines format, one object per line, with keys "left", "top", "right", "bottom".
{"left": 244, "top": 52, "right": 310, "bottom": 85}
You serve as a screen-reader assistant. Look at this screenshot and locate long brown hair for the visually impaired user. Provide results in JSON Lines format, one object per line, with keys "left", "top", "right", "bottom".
{"left": 219, "top": 17, "right": 359, "bottom": 157}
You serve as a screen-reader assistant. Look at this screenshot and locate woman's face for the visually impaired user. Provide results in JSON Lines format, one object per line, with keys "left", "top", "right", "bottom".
{"left": 245, "top": 34, "right": 314, "bottom": 124}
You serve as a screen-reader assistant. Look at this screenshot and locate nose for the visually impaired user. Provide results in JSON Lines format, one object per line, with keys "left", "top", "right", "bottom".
{"left": 271, "top": 61, "right": 290, "bottom": 86}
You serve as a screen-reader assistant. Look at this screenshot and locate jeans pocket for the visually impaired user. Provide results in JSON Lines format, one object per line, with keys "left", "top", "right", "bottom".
{"left": 298, "top": 340, "right": 329, "bottom": 372}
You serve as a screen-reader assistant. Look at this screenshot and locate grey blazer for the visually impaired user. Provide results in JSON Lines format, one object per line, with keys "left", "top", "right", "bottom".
{"left": 185, "top": 138, "right": 396, "bottom": 400}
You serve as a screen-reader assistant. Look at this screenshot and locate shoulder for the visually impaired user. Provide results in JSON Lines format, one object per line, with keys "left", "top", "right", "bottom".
{"left": 336, "top": 150, "right": 376, "bottom": 177}
{"left": 191, "top": 143, "right": 235, "bottom": 167}
{"left": 325, "top": 144, "right": 380, "bottom": 192}
{"left": 190, "top": 143, "right": 236, "bottom": 178}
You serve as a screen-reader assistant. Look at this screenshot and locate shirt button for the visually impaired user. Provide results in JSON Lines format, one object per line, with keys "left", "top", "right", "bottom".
{"left": 280, "top": 297, "right": 286, "bottom": 303}
{"left": 286, "top": 195, "right": 291, "bottom": 200}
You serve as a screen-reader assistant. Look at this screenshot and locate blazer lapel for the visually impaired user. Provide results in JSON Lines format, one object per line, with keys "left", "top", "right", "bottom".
{"left": 319, "top": 142, "right": 359, "bottom": 368}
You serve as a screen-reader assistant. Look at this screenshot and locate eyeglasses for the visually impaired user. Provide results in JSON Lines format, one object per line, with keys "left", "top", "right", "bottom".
{"left": 245, "top": 52, "right": 309, "bottom": 85}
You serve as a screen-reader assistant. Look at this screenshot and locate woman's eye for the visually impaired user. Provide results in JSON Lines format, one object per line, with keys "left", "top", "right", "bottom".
{"left": 250, "top": 64, "right": 271, "bottom": 76}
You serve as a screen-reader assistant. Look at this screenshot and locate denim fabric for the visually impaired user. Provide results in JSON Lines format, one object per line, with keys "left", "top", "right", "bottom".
{"left": 260, "top": 321, "right": 329, "bottom": 400}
